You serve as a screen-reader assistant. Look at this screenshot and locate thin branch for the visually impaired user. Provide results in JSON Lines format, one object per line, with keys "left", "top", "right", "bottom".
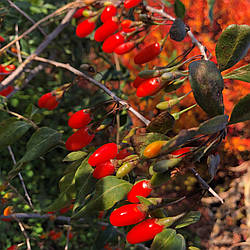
{"left": 6, "top": 0, "right": 47, "bottom": 36}
{"left": 8, "top": 146, "right": 34, "bottom": 210}
{"left": 15, "top": 24, "right": 22, "bottom": 63}
{"left": 64, "top": 225, "right": 71, "bottom": 250}
{"left": 190, "top": 167, "right": 224, "bottom": 204}
{"left": 146, "top": 5, "right": 208, "bottom": 60}
{"left": 13, "top": 215, "right": 32, "bottom": 250}
{"left": 30, "top": 56, "right": 150, "bottom": 126}
{"left": 0, "top": 8, "right": 76, "bottom": 91}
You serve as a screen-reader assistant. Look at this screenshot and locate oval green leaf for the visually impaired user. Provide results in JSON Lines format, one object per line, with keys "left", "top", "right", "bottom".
{"left": 216, "top": 24, "right": 250, "bottom": 71}
{"left": 71, "top": 176, "right": 132, "bottom": 219}
{"left": 229, "top": 94, "right": 250, "bottom": 124}
{"left": 153, "top": 158, "right": 182, "bottom": 173}
{"left": 189, "top": 60, "right": 224, "bottom": 117}
{"left": 174, "top": 0, "right": 185, "bottom": 19}
{"left": 175, "top": 211, "right": 201, "bottom": 229}
{"left": 63, "top": 151, "right": 87, "bottom": 162}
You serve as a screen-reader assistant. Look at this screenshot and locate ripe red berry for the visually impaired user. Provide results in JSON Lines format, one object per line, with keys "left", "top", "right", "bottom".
{"left": 121, "top": 19, "right": 136, "bottom": 33}
{"left": 102, "top": 32, "right": 125, "bottom": 53}
{"left": 134, "top": 42, "right": 161, "bottom": 64}
{"left": 124, "top": 0, "right": 142, "bottom": 9}
{"left": 127, "top": 180, "right": 152, "bottom": 203}
{"left": 0, "top": 85, "right": 14, "bottom": 97}
{"left": 76, "top": 19, "right": 95, "bottom": 38}
{"left": 116, "top": 148, "right": 131, "bottom": 160}
{"left": 170, "top": 147, "right": 192, "bottom": 157}
{"left": 92, "top": 160, "right": 115, "bottom": 179}
{"left": 38, "top": 92, "right": 59, "bottom": 110}
{"left": 94, "top": 17, "right": 119, "bottom": 42}
{"left": 68, "top": 109, "right": 91, "bottom": 129}
{"left": 132, "top": 76, "right": 145, "bottom": 88}
{"left": 126, "top": 218, "right": 164, "bottom": 244}
{"left": 101, "top": 5, "right": 117, "bottom": 23}
{"left": 0, "top": 36, "right": 5, "bottom": 42}
{"left": 109, "top": 204, "right": 147, "bottom": 226}
{"left": 114, "top": 41, "right": 136, "bottom": 55}
{"left": 136, "top": 77, "right": 161, "bottom": 97}
{"left": 7, "top": 245, "right": 18, "bottom": 250}
{"left": 65, "top": 127, "right": 94, "bottom": 151}
{"left": 73, "top": 7, "right": 88, "bottom": 19}
{"left": 88, "top": 143, "right": 118, "bottom": 166}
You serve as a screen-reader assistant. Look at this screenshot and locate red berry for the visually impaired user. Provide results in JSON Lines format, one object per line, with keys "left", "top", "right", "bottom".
{"left": 7, "top": 246, "right": 18, "bottom": 250}
{"left": 88, "top": 143, "right": 118, "bottom": 166}
{"left": 94, "top": 17, "right": 119, "bottom": 42}
{"left": 73, "top": 7, "right": 88, "bottom": 19}
{"left": 76, "top": 19, "right": 95, "bottom": 38}
{"left": 101, "top": 5, "right": 117, "bottom": 23}
{"left": 126, "top": 218, "right": 164, "bottom": 244}
{"left": 170, "top": 147, "right": 192, "bottom": 157}
{"left": 124, "top": 0, "right": 142, "bottom": 9}
{"left": 114, "top": 41, "right": 135, "bottom": 55}
{"left": 116, "top": 148, "right": 131, "bottom": 160}
{"left": 109, "top": 204, "right": 147, "bottom": 226}
{"left": 68, "top": 109, "right": 91, "bottom": 129}
{"left": 134, "top": 42, "right": 161, "bottom": 64}
{"left": 127, "top": 180, "right": 152, "bottom": 203}
{"left": 102, "top": 32, "right": 125, "bottom": 53}
{"left": 38, "top": 92, "right": 59, "bottom": 110}
{"left": 0, "top": 36, "right": 5, "bottom": 42}
{"left": 65, "top": 127, "right": 94, "bottom": 151}
{"left": 132, "top": 76, "right": 145, "bottom": 88}
{"left": 121, "top": 19, "right": 136, "bottom": 33}
{"left": 0, "top": 85, "right": 14, "bottom": 97}
{"left": 136, "top": 77, "right": 161, "bottom": 97}
{"left": 3, "top": 64, "right": 16, "bottom": 72}
{"left": 92, "top": 160, "right": 115, "bottom": 179}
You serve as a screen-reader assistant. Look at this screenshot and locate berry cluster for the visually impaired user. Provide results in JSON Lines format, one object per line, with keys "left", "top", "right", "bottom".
{"left": 109, "top": 179, "right": 163, "bottom": 244}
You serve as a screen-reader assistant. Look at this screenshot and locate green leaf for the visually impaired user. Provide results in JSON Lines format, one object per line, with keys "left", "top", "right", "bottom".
{"left": 63, "top": 151, "right": 87, "bottom": 162}
{"left": 174, "top": 0, "right": 185, "bottom": 19}
{"left": 229, "top": 94, "right": 250, "bottom": 124}
{"left": 71, "top": 176, "right": 132, "bottom": 219}
{"left": 198, "top": 114, "right": 228, "bottom": 134}
{"left": 207, "top": 0, "right": 215, "bottom": 23}
{"left": 216, "top": 24, "right": 250, "bottom": 71}
{"left": 150, "top": 171, "right": 171, "bottom": 187}
{"left": 0, "top": 120, "right": 31, "bottom": 149}
{"left": 59, "top": 172, "right": 75, "bottom": 193}
{"left": 189, "top": 59, "right": 224, "bottom": 117}
{"left": 175, "top": 211, "right": 201, "bottom": 229}
{"left": 19, "top": 127, "right": 62, "bottom": 163}
{"left": 73, "top": 158, "right": 96, "bottom": 212}
{"left": 151, "top": 229, "right": 186, "bottom": 250}
{"left": 146, "top": 111, "right": 175, "bottom": 134}
{"left": 223, "top": 64, "right": 250, "bottom": 82}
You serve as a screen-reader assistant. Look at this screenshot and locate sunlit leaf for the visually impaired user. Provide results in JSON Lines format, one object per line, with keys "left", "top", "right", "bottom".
{"left": 223, "top": 64, "right": 250, "bottom": 82}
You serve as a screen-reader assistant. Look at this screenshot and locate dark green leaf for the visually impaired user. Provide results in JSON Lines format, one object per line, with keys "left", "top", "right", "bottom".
{"left": 175, "top": 211, "right": 201, "bottom": 229}
{"left": 216, "top": 24, "right": 250, "bottom": 71}
{"left": 151, "top": 229, "right": 186, "bottom": 250}
{"left": 198, "top": 114, "right": 228, "bottom": 134}
{"left": 150, "top": 171, "right": 171, "bottom": 187}
{"left": 229, "top": 94, "right": 250, "bottom": 124}
{"left": 170, "top": 18, "right": 187, "bottom": 42}
{"left": 189, "top": 59, "right": 224, "bottom": 116}
{"left": 174, "top": 0, "right": 185, "bottom": 19}
{"left": 0, "top": 120, "right": 31, "bottom": 149}
{"left": 146, "top": 111, "right": 175, "bottom": 134}
{"left": 19, "top": 127, "right": 62, "bottom": 163}
{"left": 63, "top": 151, "right": 87, "bottom": 162}
{"left": 59, "top": 172, "right": 75, "bottom": 193}
{"left": 223, "top": 64, "right": 250, "bottom": 82}
{"left": 71, "top": 176, "right": 132, "bottom": 219}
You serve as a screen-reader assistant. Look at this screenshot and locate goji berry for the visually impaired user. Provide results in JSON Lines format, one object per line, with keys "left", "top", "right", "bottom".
{"left": 92, "top": 160, "right": 115, "bottom": 179}
{"left": 101, "top": 5, "right": 117, "bottom": 23}
{"left": 102, "top": 32, "right": 125, "bottom": 53}
{"left": 124, "top": 0, "right": 142, "bottom": 9}
{"left": 136, "top": 77, "right": 161, "bottom": 97}
{"left": 127, "top": 180, "right": 152, "bottom": 203}
{"left": 170, "top": 147, "right": 192, "bottom": 157}
{"left": 38, "top": 92, "right": 59, "bottom": 110}
{"left": 114, "top": 41, "right": 136, "bottom": 55}
{"left": 0, "top": 85, "right": 14, "bottom": 97}
{"left": 68, "top": 109, "right": 91, "bottom": 129}
{"left": 143, "top": 141, "right": 167, "bottom": 158}
{"left": 76, "top": 19, "right": 95, "bottom": 38}
{"left": 121, "top": 19, "right": 136, "bottom": 33}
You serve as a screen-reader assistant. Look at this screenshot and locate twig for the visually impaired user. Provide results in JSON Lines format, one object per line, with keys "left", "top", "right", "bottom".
{"left": 146, "top": 5, "right": 208, "bottom": 60}
{"left": 13, "top": 215, "right": 32, "bottom": 250}
{"left": 15, "top": 24, "right": 22, "bottom": 63}
{"left": 29, "top": 56, "right": 150, "bottom": 126}
{"left": 190, "top": 168, "right": 224, "bottom": 203}
{"left": 6, "top": 0, "right": 47, "bottom": 36}
{"left": 0, "top": 8, "right": 76, "bottom": 91}
{"left": 65, "top": 225, "right": 71, "bottom": 250}
{"left": 8, "top": 146, "right": 34, "bottom": 210}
